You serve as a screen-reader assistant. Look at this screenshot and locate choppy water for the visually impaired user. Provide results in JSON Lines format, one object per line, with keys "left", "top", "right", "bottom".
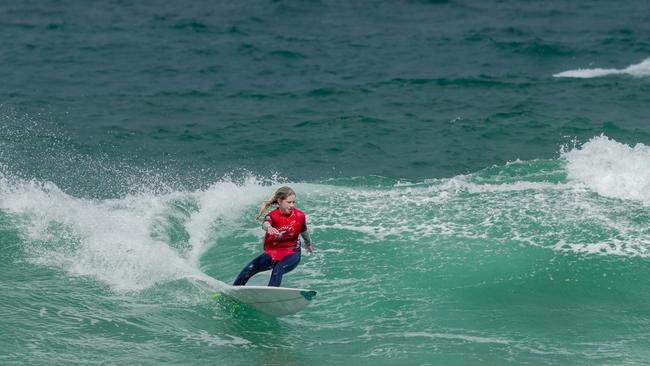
{"left": 2, "top": 1, "right": 650, "bottom": 365}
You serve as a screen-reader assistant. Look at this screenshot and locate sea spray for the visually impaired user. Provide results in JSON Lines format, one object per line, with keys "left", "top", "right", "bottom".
{"left": 562, "top": 134, "right": 650, "bottom": 204}
{"left": 0, "top": 173, "right": 275, "bottom": 292}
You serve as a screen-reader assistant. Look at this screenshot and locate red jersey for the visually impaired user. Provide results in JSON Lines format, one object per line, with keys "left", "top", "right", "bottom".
{"left": 263, "top": 208, "right": 308, "bottom": 261}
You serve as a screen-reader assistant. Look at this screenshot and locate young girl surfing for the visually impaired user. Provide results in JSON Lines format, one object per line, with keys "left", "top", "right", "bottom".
{"left": 233, "top": 186, "right": 313, "bottom": 287}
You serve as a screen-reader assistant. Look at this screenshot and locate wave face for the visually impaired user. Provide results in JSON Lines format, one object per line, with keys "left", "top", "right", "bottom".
{"left": 2, "top": 136, "right": 650, "bottom": 365}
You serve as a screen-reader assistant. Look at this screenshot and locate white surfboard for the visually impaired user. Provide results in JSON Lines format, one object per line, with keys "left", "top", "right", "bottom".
{"left": 216, "top": 285, "right": 317, "bottom": 316}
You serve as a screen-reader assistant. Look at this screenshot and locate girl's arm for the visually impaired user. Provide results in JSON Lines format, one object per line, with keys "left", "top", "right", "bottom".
{"left": 300, "top": 230, "right": 314, "bottom": 253}
{"left": 262, "top": 220, "right": 280, "bottom": 235}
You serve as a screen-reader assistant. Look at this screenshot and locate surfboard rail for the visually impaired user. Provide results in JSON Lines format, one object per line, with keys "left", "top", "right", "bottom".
{"left": 216, "top": 285, "right": 317, "bottom": 316}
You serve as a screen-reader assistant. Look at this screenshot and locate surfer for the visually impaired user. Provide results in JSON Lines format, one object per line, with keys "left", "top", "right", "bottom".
{"left": 233, "top": 186, "right": 313, "bottom": 287}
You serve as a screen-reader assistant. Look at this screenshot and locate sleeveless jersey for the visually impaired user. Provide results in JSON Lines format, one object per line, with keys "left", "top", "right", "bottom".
{"left": 263, "top": 208, "right": 307, "bottom": 261}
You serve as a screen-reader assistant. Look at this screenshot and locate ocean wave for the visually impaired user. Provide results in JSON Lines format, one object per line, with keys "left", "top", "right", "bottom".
{"left": 562, "top": 134, "right": 650, "bottom": 204}
{"left": 0, "top": 172, "right": 271, "bottom": 292}
{"left": 2, "top": 133, "right": 650, "bottom": 297}
{"left": 553, "top": 57, "right": 650, "bottom": 78}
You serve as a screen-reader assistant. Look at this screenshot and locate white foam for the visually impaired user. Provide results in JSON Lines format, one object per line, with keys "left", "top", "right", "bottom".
{"left": 463, "top": 181, "right": 566, "bottom": 194}
{"left": 0, "top": 174, "right": 272, "bottom": 292}
{"left": 553, "top": 239, "right": 649, "bottom": 257}
{"left": 554, "top": 57, "right": 650, "bottom": 78}
{"left": 300, "top": 152, "right": 650, "bottom": 258}
{"left": 398, "top": 331, "right": 511, "bottom": 345}
{"left": 184, "top": 177, "right": 269, "bottom": 265}
{"left": 562, "top": 135, "right": 650, "bottom": 204}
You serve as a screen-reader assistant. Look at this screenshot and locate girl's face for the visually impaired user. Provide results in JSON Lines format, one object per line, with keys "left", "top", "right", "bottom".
{"left": 278, "top": 194, "right": 296, "bottom": 215}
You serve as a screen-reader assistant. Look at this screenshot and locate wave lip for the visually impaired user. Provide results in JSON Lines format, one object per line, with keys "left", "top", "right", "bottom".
{"left": 553, "top": 57, "right": 650, "bottom": 78}
{"left": 562, "top": 135, "right": 650, "bottom": 204}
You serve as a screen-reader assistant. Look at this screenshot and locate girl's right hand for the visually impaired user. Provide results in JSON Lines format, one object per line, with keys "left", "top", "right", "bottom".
{"left": 267, "top": 227, "right": 280, "bottom": 236}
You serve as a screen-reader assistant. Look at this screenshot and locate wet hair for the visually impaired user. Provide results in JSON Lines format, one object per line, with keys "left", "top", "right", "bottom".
{"left": 255, "top": 186, "right": 296, "bottom": 220}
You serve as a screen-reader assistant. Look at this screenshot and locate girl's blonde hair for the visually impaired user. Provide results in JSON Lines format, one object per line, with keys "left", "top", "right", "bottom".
{"left": 255, "top": 186, "right": 296, "bottom": 220}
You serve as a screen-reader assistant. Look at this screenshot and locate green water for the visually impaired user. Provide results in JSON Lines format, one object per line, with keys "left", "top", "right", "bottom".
{"left": 2, "top": 1, "right": 650, "bottom": 364}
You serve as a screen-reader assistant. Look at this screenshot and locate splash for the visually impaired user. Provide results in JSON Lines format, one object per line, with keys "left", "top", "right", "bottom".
{"left": 553, "top": 57, "right": 650, "bottom": 78}
{"left": 0, "top": 172, "right": 270, "bottom": 292}
{"left": 562, "top": 135, "right": 650, "bottom": 204}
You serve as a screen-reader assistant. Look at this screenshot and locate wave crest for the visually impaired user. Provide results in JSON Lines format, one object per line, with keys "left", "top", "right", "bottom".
{"left": 562, "top": 135, "right": 650, "bottom": 204}
{"left": 0, "top": 172, "right": 270, "bottom": 292}
{"left": 554, "top": 58, "right": 650, "bottom": 78}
